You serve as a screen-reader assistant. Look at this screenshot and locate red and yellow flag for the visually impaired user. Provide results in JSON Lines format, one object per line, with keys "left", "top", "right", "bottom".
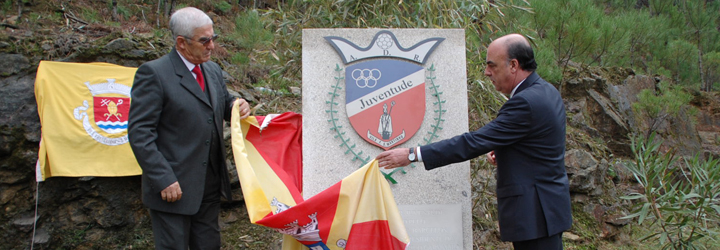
{"left": 230, "top": 102, "right": 410, "bottom": 250}
{"left": 34, "top": 61, "right": 141, "bottom": 181}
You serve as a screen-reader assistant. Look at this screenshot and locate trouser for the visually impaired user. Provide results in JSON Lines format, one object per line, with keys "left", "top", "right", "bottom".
{"left": 512, "top": 232, "right": 563, "bottom": 250}
{"left": 150, "top": 158, "right": 222, "bottom": 250}
{"left": 149, "top": 198, "right": 221, "bottom": 250}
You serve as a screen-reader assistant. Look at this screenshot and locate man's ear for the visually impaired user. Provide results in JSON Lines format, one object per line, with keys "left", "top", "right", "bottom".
{"left": 510, "top": 59, "right": 519, "bottom": 73}
{"left": 175, "top": 36, "right": 185, "bottom": 50}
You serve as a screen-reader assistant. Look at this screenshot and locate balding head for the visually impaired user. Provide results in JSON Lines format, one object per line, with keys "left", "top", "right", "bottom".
{"left": 491, "top": 34, "right": 536, "bottom": 72}
{"left": 484, "top": 34, "right": 536, "bottom": 95}
{"left": 495, "top": 34, "right": 529, "bottom": 46}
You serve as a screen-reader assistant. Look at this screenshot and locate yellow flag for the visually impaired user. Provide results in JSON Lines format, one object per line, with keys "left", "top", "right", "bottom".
{"left": 35, "top": 61, "right": 141, "bottom": 181}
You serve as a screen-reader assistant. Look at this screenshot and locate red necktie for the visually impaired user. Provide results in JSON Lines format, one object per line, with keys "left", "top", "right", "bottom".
{"left": 192, "top": 65, "right": 205, "bottom": 91}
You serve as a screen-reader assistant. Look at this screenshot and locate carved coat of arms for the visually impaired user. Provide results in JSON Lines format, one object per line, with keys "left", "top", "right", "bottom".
{"left": 325, "top": 31, "right": 444, "bottom": 150}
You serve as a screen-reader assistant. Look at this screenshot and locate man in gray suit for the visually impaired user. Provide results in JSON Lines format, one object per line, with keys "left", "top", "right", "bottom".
{"left": 377, "top": 34, "right": 571, "bottom": 249}
{"left": 128, "top": 7, "right": 251, "bottom": 250}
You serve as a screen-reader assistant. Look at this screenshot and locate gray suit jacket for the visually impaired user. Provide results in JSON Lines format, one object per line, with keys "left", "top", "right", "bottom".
{"left": 128, "top": 48, "right": 234, "bottom": 215}
{"left": 420, "top": 72, "right": 572, "bottom": 242}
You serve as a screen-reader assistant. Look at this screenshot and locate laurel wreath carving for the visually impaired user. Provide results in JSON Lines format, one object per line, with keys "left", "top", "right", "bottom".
{"left": 326, "top": 64, "right": 446, "bottom": 184}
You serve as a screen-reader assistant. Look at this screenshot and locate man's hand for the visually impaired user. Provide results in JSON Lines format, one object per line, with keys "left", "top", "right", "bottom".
{"left": 236, "top": 99, "right": 251, "bottom": 120}
{"left": 376, "top": 148, "right": 411, "bottom": 169}
{"left": 161, "top": 181, "right": 182, "bottom": 202}
{"left": 486, "top": 151, "right": 497, "bottom": 165}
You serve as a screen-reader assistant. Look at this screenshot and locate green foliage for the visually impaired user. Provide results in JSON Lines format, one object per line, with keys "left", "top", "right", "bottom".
{"left": 214, "top": 1, "right": 232, "bottom": 14}
{"left": 702, "top": 51, "right": 720, "bottom": 91}
{"left": 632, "top": 82, "right": 695, "bottom": 139}
{"left": 533, "top": 39, "right": 563, "bottom": 84}
{"left": 531, "top": 0, "right": 600, "bottom": 67}
{"left": 494, "top": 0, "right": 720, "bottom": 91}
{"left": 116, "top": 4, "right": 131, "bottom": 20}
{"left": 510, "top": 0, "right": 638, "bottom": 88}
{"left": 678, "top": 0, "right": 717, "bottom": 52}
{"left": 1, "top": 0, "right": 12, "bottom": 13}
{"left": 621, "top": 133, "right": 720, "bottom": 249}
{"left": 232, "top": 10, "right": 273, "bottom": 50}
{"left": 227, "top": 9, "right": 275, "bottom": 88}
{"left": 604, "top": 0, "right": 720, "bottom": 91}
{"left": 257, "top": 0, "right": 524, "bottom": 106}
{"left": 79, "top": 5, "right": 102, "bottom": 24}
{"left": 591, "top": 14, "right": 629, "bottom": 66}
{"left": 666, "top": 40, "right": 700, "bottom": 86}
{"left": 614, "top": 11, "right": 670, "bottom": 74}
{"left": 230, "top": 52, "right": 250, "bottom": 65}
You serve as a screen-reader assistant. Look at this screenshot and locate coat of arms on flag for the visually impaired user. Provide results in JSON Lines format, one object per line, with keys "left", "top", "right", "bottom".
{"left": 325, "top": 31, "right": 444, "bottom": 150}
{"left": 76, "top": 79, "right": 132, "bottom": 145}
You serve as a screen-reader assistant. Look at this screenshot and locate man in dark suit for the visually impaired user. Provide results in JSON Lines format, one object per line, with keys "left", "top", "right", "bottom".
{"left": 377, "top": 34, "right": 571, "bottom": 249}
{"left": 128, "top": 7, "right": 251, "bottom": 250}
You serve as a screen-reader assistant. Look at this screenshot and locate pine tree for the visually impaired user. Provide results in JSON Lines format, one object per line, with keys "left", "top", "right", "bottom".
{"left": 679, "top": 0, "right": 718, "bottom": 91}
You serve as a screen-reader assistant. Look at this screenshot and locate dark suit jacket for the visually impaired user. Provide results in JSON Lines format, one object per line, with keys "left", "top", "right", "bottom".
{"left": 420, "top": 72, "right": 572, "bottom": 242}
{"left": 128, "top": 48, "right": 234, "bottom": 215}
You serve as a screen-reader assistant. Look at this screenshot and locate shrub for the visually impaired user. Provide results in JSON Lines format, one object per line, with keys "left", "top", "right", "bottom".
{"left": 622, "top": 133, "right": 720, "bottom": 249}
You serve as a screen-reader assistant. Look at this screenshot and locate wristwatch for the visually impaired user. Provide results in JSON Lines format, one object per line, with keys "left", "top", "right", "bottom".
{"left": 408, "top": 147, "right": 417, "bottom": 162}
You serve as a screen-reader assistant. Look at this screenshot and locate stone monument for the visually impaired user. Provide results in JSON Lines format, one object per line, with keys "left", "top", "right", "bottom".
{"left": 302, "top": 29, "right": 470, "bottom": 250}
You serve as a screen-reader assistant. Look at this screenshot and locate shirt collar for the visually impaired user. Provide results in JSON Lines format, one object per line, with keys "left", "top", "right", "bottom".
{"left": 176, "top": 50, "right": 196, "bottom": 72}
{"left": 510, "top": 77, "right": 527, "bottom": 98}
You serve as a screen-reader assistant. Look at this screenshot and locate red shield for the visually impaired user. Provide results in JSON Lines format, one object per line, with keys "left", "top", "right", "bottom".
{"left": 93, "top": 97, "right": 130, "bottom": 134}
{"left": 346, "top": 59, "right": 425, "bottom": 150}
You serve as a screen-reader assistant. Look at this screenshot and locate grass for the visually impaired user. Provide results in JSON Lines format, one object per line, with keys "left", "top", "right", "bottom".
{"left": 220, "top": 203, "right": 283, "bottom": 250}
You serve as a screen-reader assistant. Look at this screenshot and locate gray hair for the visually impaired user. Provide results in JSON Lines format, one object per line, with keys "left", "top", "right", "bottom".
{"left": 169, "top": 7, "right": 213, "bottom": 43}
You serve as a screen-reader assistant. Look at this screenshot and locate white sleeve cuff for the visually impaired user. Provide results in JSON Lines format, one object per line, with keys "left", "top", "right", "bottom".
{"left": 415, "top": 147, "right": 423, "bottom": 162}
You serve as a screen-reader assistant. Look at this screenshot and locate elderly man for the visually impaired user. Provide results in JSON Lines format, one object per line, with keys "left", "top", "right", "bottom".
{"left": 377, "top": 34, "right": 571, "bottom": 249}
{"left": 128, "top": 7, "right": 251, "bottom": 249}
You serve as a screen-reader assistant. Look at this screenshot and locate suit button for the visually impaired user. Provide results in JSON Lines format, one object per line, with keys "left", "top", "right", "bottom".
{"left": 205, "top": 140, "right": 210, "bottom": 146}
{"left": 207, "top": 118, "right": 213, "bottom": 124}
{"left": 203, "top": 161, "right": 207, "bottom": 166}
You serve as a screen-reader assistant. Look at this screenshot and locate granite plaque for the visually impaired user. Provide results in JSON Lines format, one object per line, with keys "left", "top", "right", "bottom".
{"left": 399, "top": 204, "right": 463, "bottom": 250}
{"left": 302, "top": 29, "right": 471, "bottom": 249}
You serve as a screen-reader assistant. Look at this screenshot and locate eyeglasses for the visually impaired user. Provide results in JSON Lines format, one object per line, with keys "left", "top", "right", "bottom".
{"left": 184, "top": 34, "right": 219, "bottom": 45}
